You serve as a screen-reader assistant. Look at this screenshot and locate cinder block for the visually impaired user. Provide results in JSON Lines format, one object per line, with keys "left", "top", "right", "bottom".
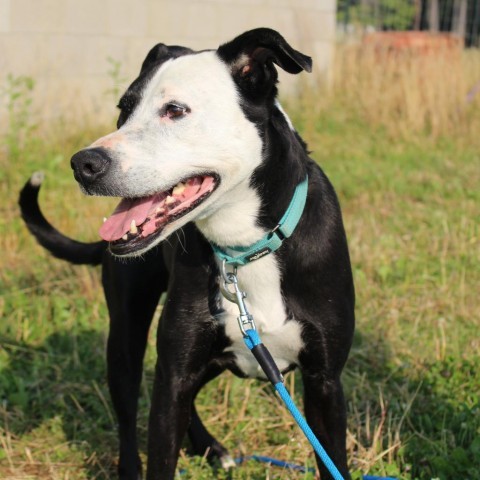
{"left": 278, "top": 0, "right": 336, "bottom": 12}
{"left": 0, "top": 33, "right": 50, "bottom": 76}
{"left": 296, "top": 9, "right": 336, "bottom": 42}
{"left": 214, "top": 5, "right": 257, "bottom": 40}
{"left": 64, "top": 0, "right": 108, "bottom": 35}
{"left": 0, "top": 0, "right": 11, "bottom": 33}
{"left": 261, "top": 7, "right": 299, "bottom": 43}
{"left": 9, "top": 0, "right": 66, "bottom": 33}
{"left": 183, "top": 2, "right": 219, "bottom": 39}
{"left": 147, "top": 1, "right": 194, "bottom": 40}
{"left": 289, "top": 0, "right": 336, "bottom": 11}
{"left": 106, "top": 0, "right": 148, "bottom": 36}
{"left": 311, "top": 39, "right": 334, "bottom": 74}
{"left": 0, "top": 0, "right": 337, "bottom": 133}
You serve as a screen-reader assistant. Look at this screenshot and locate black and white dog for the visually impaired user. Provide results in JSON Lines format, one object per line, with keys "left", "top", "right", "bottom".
{"left": 20, "top": 29, "right": 355, "bottom": 480}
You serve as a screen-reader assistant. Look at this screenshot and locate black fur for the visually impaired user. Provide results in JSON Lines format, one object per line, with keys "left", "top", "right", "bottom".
{"left": 118, "top": 44, "right": 194, "bottom": 129}
{"left": 19, "top": 174, "right": 106, "bottom": 265}
{"left": 19, "top": 28, "right": 355, "bottom": 480}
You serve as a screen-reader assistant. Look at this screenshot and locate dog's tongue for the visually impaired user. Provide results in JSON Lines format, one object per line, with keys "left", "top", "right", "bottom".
{"left": 99, "top": 196, "right": 157, "bottom": 242}
{"left": 98, "top": 177, "right": 211, "bottom": 242}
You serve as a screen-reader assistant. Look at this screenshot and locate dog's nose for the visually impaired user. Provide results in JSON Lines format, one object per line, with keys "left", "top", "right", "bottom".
{"left": 71, "top": 148, "right": 110, "bottom": 185}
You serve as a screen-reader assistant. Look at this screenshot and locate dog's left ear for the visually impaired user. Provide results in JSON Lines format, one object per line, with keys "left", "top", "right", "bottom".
{"left": 217, "top": 28, "right": 312, "bottom": 98}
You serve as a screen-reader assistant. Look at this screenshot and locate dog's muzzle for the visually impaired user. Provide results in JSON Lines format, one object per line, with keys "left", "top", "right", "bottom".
{"left": 71, "top": 148, "right": 111, "bottom": 190}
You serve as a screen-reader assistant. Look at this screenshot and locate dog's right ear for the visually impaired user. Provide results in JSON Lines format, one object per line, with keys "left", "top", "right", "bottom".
{"left": 217, "top": 28, "right": 312, "bottom": 99}
{"left": 140, "top": 44, "right": 193, "bottom": 74}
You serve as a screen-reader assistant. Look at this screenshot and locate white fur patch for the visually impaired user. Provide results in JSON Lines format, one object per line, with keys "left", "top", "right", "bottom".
{"left": 195, "top": 178, "right": 264, "bottom": 247}
{"left": 88, "top": 51, "right": 263, "bottom": 256}
{"left": 217, "top": 255, "right": 303, "bottom": 379}
{"left": 275, "top": 100, "right": 295, "bottom": 131}
{"left": 30, "top": 171, "right": 45, "bottom": 187}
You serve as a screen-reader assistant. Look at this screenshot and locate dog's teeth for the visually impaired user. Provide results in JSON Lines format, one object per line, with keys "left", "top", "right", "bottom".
{"left": 165, "top": 195, "right": 176, "bottom": 205}
{"left": 172, "top": 182, "right": 186, "bottom": 196}
{"left": 130, "top": 220, "right": 138, "bottom": 234}
{"left": 103, "top": 217, "right": 107, "bottom": 223}
{"left": 122, "top": 234, "right": 128, "bottom": 241}
{"left": 155, "top": 206, "right": 165, "bottom": 214}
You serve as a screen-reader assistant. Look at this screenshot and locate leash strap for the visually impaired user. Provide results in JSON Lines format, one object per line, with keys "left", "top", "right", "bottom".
{"left": 235, "top": 455, "right": 315, "bottom": 473}
{"left": 243, "top": 329, "right": 345, "bottom": 480}
{"left": 211, "top": 176, "right": 308, "bottom": 266}
{"left": 234, "top": 456, "right": 397, "bottom": 479}
{"left": 221, "top": 272, "right": 344, "bottom": 478}
{"left": 221, "top": 271, "right": 396, "bottom": 480}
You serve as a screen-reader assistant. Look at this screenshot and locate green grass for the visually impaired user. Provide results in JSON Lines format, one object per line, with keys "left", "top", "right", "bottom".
{"left": 1, "top": 68, "right": 479, "bottom": 479}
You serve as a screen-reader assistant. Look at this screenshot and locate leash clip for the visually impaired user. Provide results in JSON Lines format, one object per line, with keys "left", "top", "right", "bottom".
{"left": 270, "top": 223, "right": 285, "bottom": 240}
{"left": 220, "top": 261, "right": 256, "bottom": 336}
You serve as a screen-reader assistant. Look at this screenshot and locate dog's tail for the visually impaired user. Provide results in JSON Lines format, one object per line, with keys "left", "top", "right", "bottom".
{"left": 19, "top": 172, "right": 107, "bottom": 265}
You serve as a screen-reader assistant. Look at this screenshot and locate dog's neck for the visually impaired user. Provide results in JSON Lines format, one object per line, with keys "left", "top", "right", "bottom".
{"left": 195, "top": 110, "right": 308, "bottom": 249}
{"left": 195, "top": 176, "right": 265, "bottom": 248}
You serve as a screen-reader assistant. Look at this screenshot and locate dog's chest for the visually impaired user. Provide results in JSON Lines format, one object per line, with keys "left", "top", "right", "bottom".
{"left": 217, "top": 256, "right": 304, "bottom": 379}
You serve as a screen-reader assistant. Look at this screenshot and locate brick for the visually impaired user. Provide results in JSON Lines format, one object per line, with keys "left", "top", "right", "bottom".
{"left": 0, "top": 0, "right": 337, "bottom": 133}
{"left": 9, "top": 0, "right": 66, "bottom": 33}
{"left": 295, "top": 9, "right": 336, "bottom": 42}
{"left": 0, "top": 0, "right": 11, "bottom": 32}
{"left": 64, "top": 0, "right": 108, "bottom": 35}
{"left": 106, "top": 0, "right": 148, "bottom": 36}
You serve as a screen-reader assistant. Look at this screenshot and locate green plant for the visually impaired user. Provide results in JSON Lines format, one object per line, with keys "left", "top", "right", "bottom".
{"left": 338, "top": 0, "right": 416, "bottom": 31}
{"left": 105, "top": 56, "right": 127, "bottom": 102}
{"left": 380, "top": 0, "right": 416, "bottom": 30}
{"left": 1, "top": 74, "right": 37, "bottom": 166}
{"left": 1, "top": 45, "right": 479, "bottom": 478}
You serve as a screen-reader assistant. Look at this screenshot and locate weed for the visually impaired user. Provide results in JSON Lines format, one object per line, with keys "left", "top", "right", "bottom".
{"left": 0, "top": 75, "right": 37, "bottom": 169}
{"left": 294, "top": 44, "right": 480, "bottom": 142}
{"left": 104, "top": 56, "right": 127, "bottom": 103}
{"left": 1, "top": 46, "right": 479, "bottom": 479}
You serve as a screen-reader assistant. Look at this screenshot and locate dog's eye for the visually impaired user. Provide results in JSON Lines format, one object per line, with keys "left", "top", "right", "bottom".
{"left": 162, "top": 103, "right": 189, "bottom": 119}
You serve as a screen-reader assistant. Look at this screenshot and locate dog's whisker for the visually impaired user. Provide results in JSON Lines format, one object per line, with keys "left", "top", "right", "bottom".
{"left": 175, "top": 228, "right": 187, "bottom": 255}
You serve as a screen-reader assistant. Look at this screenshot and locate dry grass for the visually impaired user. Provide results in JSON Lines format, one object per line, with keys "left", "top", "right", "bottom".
{"left": 1, "top": 42, "right": 479, "bottom": 479}
{"left": 295, "top": 42, "right": 480, "bottom": 142}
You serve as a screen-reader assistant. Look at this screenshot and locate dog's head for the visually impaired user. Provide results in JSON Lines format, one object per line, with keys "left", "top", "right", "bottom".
{"left": 71, "top": 28, "right": 312, "bottom": 256}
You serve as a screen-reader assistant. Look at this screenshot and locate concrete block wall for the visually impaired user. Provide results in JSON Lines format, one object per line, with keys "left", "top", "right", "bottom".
{"left": 0, "top": 0, "right": 336, "bottom": 129}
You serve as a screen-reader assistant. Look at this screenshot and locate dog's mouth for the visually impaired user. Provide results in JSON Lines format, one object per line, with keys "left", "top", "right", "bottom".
{"left": 99, "top": 174, "right": 219, "bottom": 255}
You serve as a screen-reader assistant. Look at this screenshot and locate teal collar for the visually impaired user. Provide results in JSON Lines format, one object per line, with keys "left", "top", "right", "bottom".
{"left": 211, "top": 176, "right": 308, "bottom": 266}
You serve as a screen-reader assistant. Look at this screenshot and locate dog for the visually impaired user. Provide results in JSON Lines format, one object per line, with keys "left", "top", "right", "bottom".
{"left": 19, "top": 28, "right": 355, "bottom": 480}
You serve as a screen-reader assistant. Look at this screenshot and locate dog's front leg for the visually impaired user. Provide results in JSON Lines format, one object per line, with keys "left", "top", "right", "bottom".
{"left": 146, "top": 358, "right": 208, "bottom": 480}
{"left": 302, "top": 373, "right": 351, "bottom": 480}
{"left": 103, "top": 253, "right": 169, "bottom": 480}
{"left": 146, "top": 309, "right": 216, "bottom": 480}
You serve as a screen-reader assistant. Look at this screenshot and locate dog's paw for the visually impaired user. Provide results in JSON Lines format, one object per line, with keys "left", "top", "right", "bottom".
{"left": 219, "top": 454, "right": 236, "bottom": 470}
{"left": 117, "top": 456, "right": 143, "bottom": 480}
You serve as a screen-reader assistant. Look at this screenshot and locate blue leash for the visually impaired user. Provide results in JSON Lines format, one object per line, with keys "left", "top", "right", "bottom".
{"left": 235, "top": 454, "right": 315, "bottom": 473}
{"left": 220, "top": 268, "right": 345, "bottom": 479}
{"left": 243, "top": 329, "right": 345, "bottom": 480}
{"left": 243, "top": 329, "right": 397, "bottom": 480}
{"left": 219, "top": 269, "right": 397, "bottom": 480}
{"left": 235, "top": 455, "right": 396, "bottom": 479}
{"left": 181, "top": 454, "right": 396, "bottom": 478}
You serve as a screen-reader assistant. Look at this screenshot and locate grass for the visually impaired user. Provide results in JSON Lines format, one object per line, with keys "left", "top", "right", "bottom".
{"left": 1, "top": 44, "right": 479, "bottom": 479}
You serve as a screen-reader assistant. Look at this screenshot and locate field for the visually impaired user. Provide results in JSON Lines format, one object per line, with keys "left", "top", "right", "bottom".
{"left": 1, "top": 45, "right": 479, "bottom": 479}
